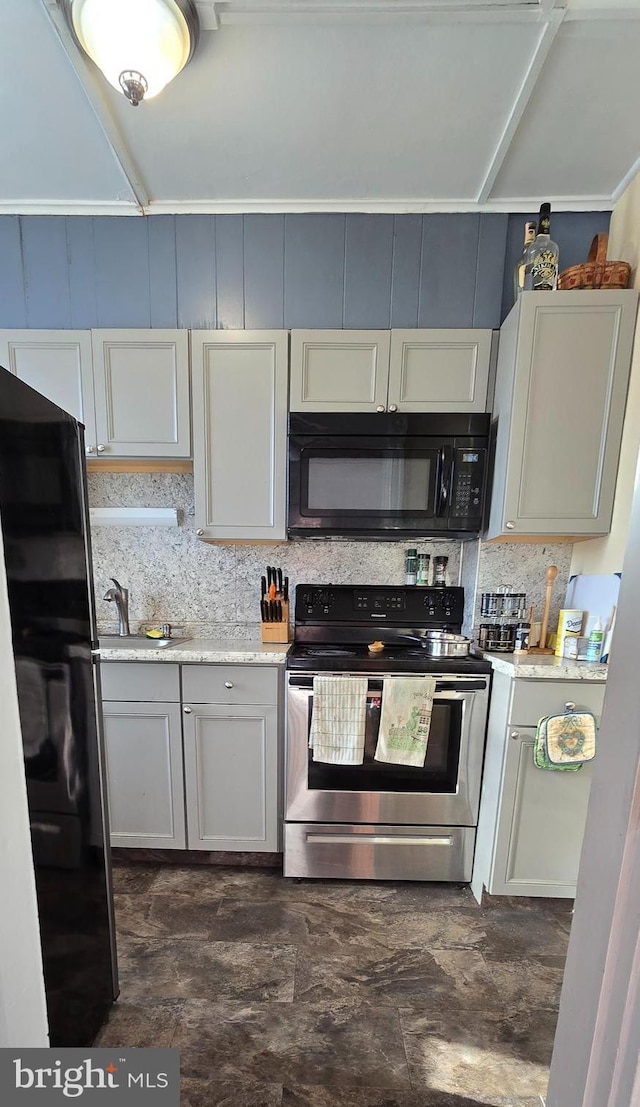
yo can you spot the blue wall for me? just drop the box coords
[0,211,610,332]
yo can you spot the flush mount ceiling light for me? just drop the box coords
[62,0,200,106]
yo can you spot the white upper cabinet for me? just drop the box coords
[290,328,492,412]
[92,330,191,457]
[487,290,639,540]
[0,329,96,429]
[290,330,390,411]
[192,331,288,541]
[0,328,190,459]
[388,330,492,412]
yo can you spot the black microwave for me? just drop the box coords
[288,412,490,540]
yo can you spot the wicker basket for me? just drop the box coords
[558,233,631,291]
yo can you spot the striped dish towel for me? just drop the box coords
[309,676,368,765]
[375,676,436,768]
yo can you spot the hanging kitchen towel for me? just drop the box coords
[534,711,596,771]
[374,676,436,768]
[309,675,368,765]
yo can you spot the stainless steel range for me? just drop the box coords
[284,584,491,882]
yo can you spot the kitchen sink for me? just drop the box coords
[99,635,192,650]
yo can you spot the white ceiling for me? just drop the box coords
[2,0,640,214]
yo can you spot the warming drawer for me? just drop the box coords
[284,822,475,881]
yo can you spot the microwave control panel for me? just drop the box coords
[450,448,487,519]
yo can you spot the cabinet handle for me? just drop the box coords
[224,681,234,689]
[565,702,577,712]
[196,528,204,536]
[388,404,397,412]
[510,731,520,740]
[376,404,385,412]
[85,445,96,456]
[505,521,515,530]
[183,706,192,714]
[96,444,106,454]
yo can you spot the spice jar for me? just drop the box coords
[432,555,448,587]
[405,548,417,586]
[416,554,430,586]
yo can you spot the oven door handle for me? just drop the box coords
[288,676,487,693]
[436,445,454,517]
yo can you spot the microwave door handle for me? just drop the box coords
[436,447,453,516]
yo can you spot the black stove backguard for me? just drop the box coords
[294,584,464,639]
[288,584,491,674]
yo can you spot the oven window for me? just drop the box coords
[307,694,463,793]
[303,449,437,515]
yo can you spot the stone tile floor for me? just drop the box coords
[97,863,570,1106]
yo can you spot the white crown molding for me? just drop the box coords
[0,196,615,216]
[143,197,615,213]
[0,201,140,216]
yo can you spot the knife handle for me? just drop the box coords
[283,576,289,602]
[277,567,283,594]
[266,567,272,588]
[260,600,268,623]
[261,575,267,599]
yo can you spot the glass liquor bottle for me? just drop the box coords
[524,203,559,291]
[513,220,537,300]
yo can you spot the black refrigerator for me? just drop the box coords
[0,367,117,1046]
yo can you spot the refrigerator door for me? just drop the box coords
[0,367,117,1046]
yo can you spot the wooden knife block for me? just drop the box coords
[261,599,290,643]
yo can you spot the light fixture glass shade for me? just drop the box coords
[68,0,196,101]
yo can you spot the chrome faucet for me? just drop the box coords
[103,578,130,637]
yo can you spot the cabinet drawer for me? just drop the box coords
[100,662,180,703]
[182,664,279,705]
[510,680,606,726]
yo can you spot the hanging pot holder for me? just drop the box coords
[534,709,597,771]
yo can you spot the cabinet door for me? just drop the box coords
[102,701,186,848]
[290,330,390,411]
[388,329,492,412]
[183,703,279,852]
[489,726,593,897]
[92,330,191,457]
[490,291,638,538]
[192,331,288,540]
[0,330,96,444]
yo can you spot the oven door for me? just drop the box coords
[288,435,452,535]
[285,674,489,826]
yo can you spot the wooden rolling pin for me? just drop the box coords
[530,565,558,654]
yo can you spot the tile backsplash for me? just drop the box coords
[89,473,573,643]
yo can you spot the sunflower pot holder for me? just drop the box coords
[534,708,597,772]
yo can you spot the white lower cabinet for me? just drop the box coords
[102,701,186,849]
[182,703,279,852]
[101,661,281,852]
[488,727,593,896]
[472,671,605,900]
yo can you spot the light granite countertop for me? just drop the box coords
[99,639,291,664]
[482,651,608,681]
